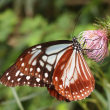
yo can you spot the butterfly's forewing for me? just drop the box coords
[53,45,95,101]
[0,40,72,87]
[47,85,70,102]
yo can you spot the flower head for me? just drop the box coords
[78,29,109,62]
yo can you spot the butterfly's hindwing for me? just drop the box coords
[53,45,95,101]
[47,85,70,102]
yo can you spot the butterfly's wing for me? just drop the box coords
[0,40,72,87]
[53,45,95,101]
[47,85,70,102]
[0,64,48,87]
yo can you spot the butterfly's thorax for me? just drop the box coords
[72,37,82,52]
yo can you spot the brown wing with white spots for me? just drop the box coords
[0,64,49,87]
[15,40,72,85]
[47,86,70,102]
[0,40,72,87]
[53,46,95,101]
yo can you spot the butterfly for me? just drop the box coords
[0,36,95,102]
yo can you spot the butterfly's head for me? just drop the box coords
[72,36,78,43]
[72,36,82,51]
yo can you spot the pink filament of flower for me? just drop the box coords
[78,30,109,62]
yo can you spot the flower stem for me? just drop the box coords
[11,87,24,110]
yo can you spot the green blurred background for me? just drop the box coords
[0,0,110,110]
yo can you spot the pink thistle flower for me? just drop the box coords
[78,29,109,62]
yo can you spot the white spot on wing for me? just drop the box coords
[39,60,44,67]
[21,63,24,67]
[15,71,20,76]
[26,76,30,80]
[20,73,24,76]
[32,60,37,66]
[42,55,47,62]
[68,95,70,97]
[11,80,14,83]
[17,78,21,81]
[37,67,41,72]
[59,85,63,89]
[65,91,68,93]
[28,82,30,84]
[20,58,23,61]
[43,78,45,81]
[55,77,58,81]
[29,50,41,64]
[44,73,48,78]
[47,55,56,65]
[30,68,33,72]
[36,78,40,82]
[6,72,9,76]
[32,48,36,50]
[61,64,65,70]
[46,64,52,71]
[36,45,42,48]
[77,95,80,98]
[82,94,84,96]
[46,44,71,55]
[8,76,11,80]
[25,68,28,71]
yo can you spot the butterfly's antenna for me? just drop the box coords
[72,12,82,37]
